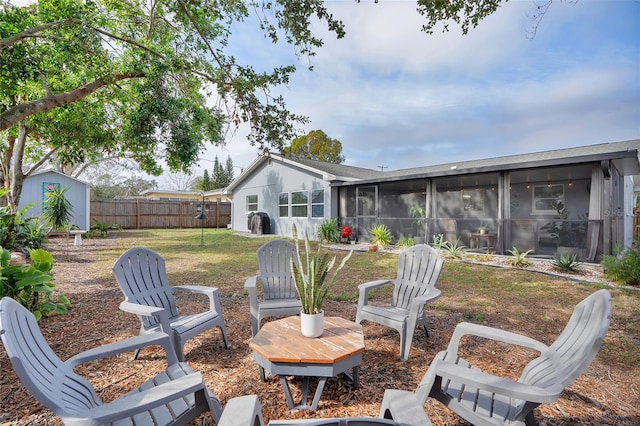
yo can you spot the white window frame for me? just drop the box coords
[291,190,309,218]
[246,194,258,212]
[278,193,289,217]
[311,189,325,218]
[532,184,564,215]
[462,190,484,214]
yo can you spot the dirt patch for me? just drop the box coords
[0,236,638,425]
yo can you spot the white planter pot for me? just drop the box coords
[300,311,324,338]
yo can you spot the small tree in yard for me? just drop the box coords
[42,186,73,232]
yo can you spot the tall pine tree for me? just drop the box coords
[224,156,235,186]
[211,155,234,188]
[202,169,212,191]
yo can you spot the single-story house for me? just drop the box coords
[225,140,640,262]
[18,170,91,230]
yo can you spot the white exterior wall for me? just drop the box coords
[230,160,332,239]
[18,171,91,230]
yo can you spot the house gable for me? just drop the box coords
[228,156,335,238]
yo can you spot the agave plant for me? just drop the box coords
[368,224,392,247]
[290,225,352,315]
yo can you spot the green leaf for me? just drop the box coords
[29,249,54,272]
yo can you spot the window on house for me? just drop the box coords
[246,194,258,212]
[279,193,289,217]
[462,190,484,213]
[532,184,564,214]
[311,189,324,218]
[291,191,308,217]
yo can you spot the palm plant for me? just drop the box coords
[369,224,392,247]
[42,186,73,231]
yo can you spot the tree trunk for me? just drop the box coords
[0,72,145,132]
[9,121,29,211]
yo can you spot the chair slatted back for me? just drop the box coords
[0,297,101,417]
[257,240,298,301]
[392,245,444,311]
[113,247,179,328]
[519,289,612,390]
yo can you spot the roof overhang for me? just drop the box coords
[333,146,640,187]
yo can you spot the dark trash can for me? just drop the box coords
[247,212,256,231]
[250,212,270,235]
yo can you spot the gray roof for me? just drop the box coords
[228,140,640,191]
[387,140,640,177]
[333,140,640,185]
[283,155,385,180]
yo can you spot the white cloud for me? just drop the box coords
[187,0,639,183]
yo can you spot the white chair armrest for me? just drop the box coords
[174,285,222,312]
[412,288,442,308]
[357,280,393,313]
[436,360,562,403]
[358,279,393,292]
[65,371,205,425]
[119,301,174,346]
[447,321,549,355]
[66,332,177,367]
[244,276,260,316]
[217,395,264,426]
[119,300,165,317]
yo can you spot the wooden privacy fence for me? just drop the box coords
[90,199,231,229]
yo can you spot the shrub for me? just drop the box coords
[0,247,70,319]
[552,253,581,273]
[601,243,640,286]
[15,217,46,251]
[369,224,392,247]
[317,218,340,243]
[507,247,531,267]
[441,239,466,259]
[397,236,415,249]
[0,190,45,252]
[431,233,447,250]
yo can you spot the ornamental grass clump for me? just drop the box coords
[291,225,352,315]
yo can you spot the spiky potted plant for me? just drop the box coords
[290,225,352,337]
[368,224,392,251]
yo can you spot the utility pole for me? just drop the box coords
[378,165,388,172]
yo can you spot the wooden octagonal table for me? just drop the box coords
[249,316,365,410]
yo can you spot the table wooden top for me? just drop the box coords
[249,316,365,364]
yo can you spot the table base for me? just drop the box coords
[279,367,359,410]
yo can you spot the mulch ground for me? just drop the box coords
[0,234,638,425]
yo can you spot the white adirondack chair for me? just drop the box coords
[356,244,444,361]
[245,239,302,336]
[0,296,230,425]
[112,247,230,362]
[379,289,613,426]
[218,396,431,426]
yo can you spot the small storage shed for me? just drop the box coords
[18,170,91,230]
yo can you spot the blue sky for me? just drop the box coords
[199,0,640,178]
